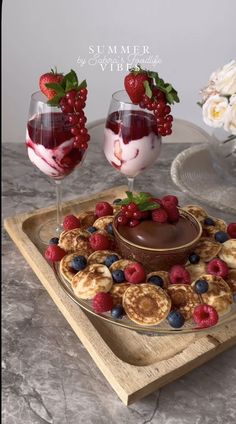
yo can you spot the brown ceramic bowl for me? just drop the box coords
[113,209,202,272]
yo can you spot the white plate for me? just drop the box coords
[171,144,236,214]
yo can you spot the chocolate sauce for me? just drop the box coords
[118,217,198,249]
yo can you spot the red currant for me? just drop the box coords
[142,95,150,105]
[165,128,172,135]
[66,89,77,100]
[121,205,128,213]
[80,88,88,96]
[79,116,87,125]
[80,128,88,135]
[159,128,167,136]
[71,126,81,136]
[80,142,88,150]
[68,114,79,125]
[117,215,128,225]
[124,210,133,219]
[80,133,90,142]
[74,100,84,112]
[156,90,166,101]
[156,116,165,125]
[132,210,142,220]
[156,101,166,112]
[127,202,138,213]
[164,105,171,114]
[146,102,153,110]
[129,219,140,227]
[166,115,173,122]
[60,104,74,114]
[163,122,171,130]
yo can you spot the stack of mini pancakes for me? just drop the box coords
[58,205,236,327]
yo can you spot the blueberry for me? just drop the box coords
[104,254,119,268]
[189,253,200,264]
[112,269,125,283]
[233,293,236,303]
[204,217,215,226]
[49,237,59,245]
[111,305,124,319]
[147,275,164,288]
[214,231,229,243]
[106,223,114,235]
[113,198,122,204]
[194,279,209,294]
[167,310,185,328]
[71,256,87,272]
[87,226,97,233]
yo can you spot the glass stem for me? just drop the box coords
[55,180,63,233]
[127,177,134,193]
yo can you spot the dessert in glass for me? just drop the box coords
[26,69,90,243]
[103,90,162,192]
[104,65,179,192]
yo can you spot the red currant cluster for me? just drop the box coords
[117,202,149,227]
[139,88,173,136]
[59,88,90,150]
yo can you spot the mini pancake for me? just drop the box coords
[88,250,121,265]
[186,261,207,282]
[146,271,169,289]
[167,284,200,320]
[60,252,89,284]
[182,205,208,221]
[123,284,171,326]
[77,211,96,229]
[109,259,135,272]
[93,215,114,231]
[71,263,113,299]
[110,283,131,307]
[192,274,233,315]
[201,217,227,238]
[225,269,236,294]
[59,228,92,254]
[194,237,221,262]
[218,239,236,269]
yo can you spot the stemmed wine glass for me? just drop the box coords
[103,90,162,192]
[26,91,88,243]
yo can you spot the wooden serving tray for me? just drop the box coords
[4,186,236,405]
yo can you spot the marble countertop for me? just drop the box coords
[2,142,236,424]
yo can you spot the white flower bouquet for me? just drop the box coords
[200,60,236,135]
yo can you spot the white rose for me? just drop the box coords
[202,95,229,128]
[224,94,236,134]
[211,60,236,95]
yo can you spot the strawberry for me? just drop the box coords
[39,68,63,100]
[124,69,150,104]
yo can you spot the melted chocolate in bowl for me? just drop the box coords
[117,216,199,249]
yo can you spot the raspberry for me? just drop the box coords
[162,200,180,223]
[45,245,66,262]
[124,262,146,284]
[227,223,236,238]
[92,292,113,313]
[193,304,218,328]
[162,195,179,206]
[152,208,168,223]
[95,201,113,218]
[169,265,191,284]
[63,214,80,230]
[207,258,229,278]
[89,233,111,250]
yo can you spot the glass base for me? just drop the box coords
[38,219,64,245]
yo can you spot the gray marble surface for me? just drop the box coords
[2,142,236,424]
